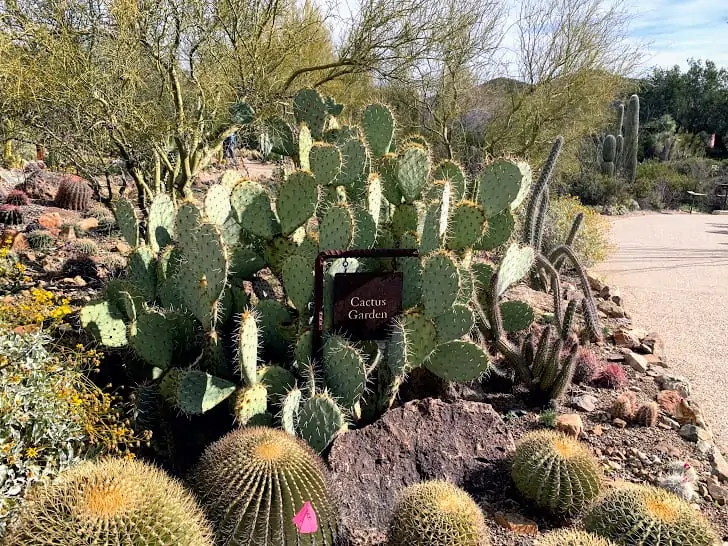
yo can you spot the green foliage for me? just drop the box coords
[543,196,611,267]
[5,458,214,545]
[538,409,557,428]
[634,160,692,209]
[190,427,337,545]
[512,431,602,514]
[387,481,488,546]
[585,485,717,545]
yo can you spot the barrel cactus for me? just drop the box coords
[5,189,29,206]
[387,481,489,546]
[189,427,337,545]
[26,230,54,250]
[511,431,602,514]
[54,175,92,211]
[0,204,23,225]
[536,529,617,546]
[4,458,214,545]
[585,484,717,545]
[635,401,658,427]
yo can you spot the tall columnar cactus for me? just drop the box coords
[387,481,489,546]
[623,94,640,184]
[512,431,603,515]
[190,427,338,546]
[4,459,214,545]
[601,134,617,176]
[585,485,717,546]
[54,175,92,211]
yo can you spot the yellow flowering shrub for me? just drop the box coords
[0,332,149,532]
[544,196,612,267]
[0,288,72,329]
[0,236,32,294]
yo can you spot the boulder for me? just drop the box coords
[656,390,682,416]
[613,329,640,348]
[624,351,649,373]
[641,332,665,359]
[16,171,61,200]
[571,394,598,412]
[556,414,584,438]
[37,212,64,231]
[495,512,538,536]
[679,424,712,443]
[76,217,99,232]
[586,270,606,292]
[598,299,626,318]
[712,450,728,483]
[328,398,515,541]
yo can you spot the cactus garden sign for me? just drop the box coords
[332,272,403,339]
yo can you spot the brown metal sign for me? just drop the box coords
[332,272,403,340]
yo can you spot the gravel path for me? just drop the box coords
[597,212,728,446]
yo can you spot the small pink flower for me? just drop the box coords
[292,501,318,534]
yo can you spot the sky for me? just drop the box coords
[629,0,728,73]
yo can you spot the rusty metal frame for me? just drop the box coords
[311,248,419,363]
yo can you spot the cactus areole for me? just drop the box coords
[313,248,418,360]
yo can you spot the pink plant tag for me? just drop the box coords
[292,501,318,534]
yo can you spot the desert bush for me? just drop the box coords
[543,196,611,267]
[565,172,629,206]
[0,288,71,329]
[0,332,143,532]
[634,160,692,209]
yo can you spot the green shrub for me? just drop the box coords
[0,332,142,533]
[543,196,611,267]
[566,172,629,206]
[635,160,692,209]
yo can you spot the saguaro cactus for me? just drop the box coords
[623,94,640,184]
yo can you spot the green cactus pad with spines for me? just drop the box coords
[4,458,214,546]
[118,291,137,325]
[352,208,377,249]
[396,145,430,203]
[277,170,319,235]
[401,311,437,366]
[282,254,314,311]
[500,300,535,332]
[362,104,395,157]
[495,244,534,297]
[80,301,128,347]
[114,197,139,247]
[236,310,258,386]
[147,193,176,252]
[263,235,297,275]
[425,340,490,382]
[477,159,526,217]
[297,392,347,453]
[472,263,494,298]
[128,246,157,300]
[585,484,717,545]
[397,232,422,308]
[293,88,328,140]
[230,180,280,240]
[512,430,603,515]
[255,299,293,361]
[309,143,342,186]
[129,308,178,370]
[298,122,313,170]
[536,530,616,546]
[474,209,514,250]
[421,251,460,318]
[425,180,448,201]
[232,383,268,425]
[417,201,442,254]
[294,330,313,367]
[391,203,420,238]
[104,279,142,320]
[228,245,265,280]
[204,183,232,226]
[220,170,242,189]
[190,427,337,546]
[257,365,296,399]
[156,246,184,308]
[387,319,411,376]
[447,201,486,250]
[338,137,368,188]
[433,160,468,200]
[367,173,383,225]
[380,153,403,204]
[387,480,489,546]
[509,160,533,211]
[281,387,302,435]
[435,303,475,342]
[319,203,355,250]
[177,223,228,329]
[323,335,367,408]
[167,369,237,415]
[174,201,203,251]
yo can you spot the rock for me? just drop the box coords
[624,351,649,373]
[76,217,99,232]
[38,212,64,230]
[116,242,132,255]
[610,287,622,307]
[598,300,626,319]
[587,270,606,292]
[679,424,712,443]
[613,329,640,348]
[612,418,628,429]
[72,276,87,287]
[697,441,714,457]
[556,414,584,438]
[592,425,604,436]
[16,171,60,200]
[606,352,626,362]
[60,225,76,240]
[659,416,681,430]
[571,394,598,412]
[10,233,28,252]
[328,398,515,539]
[644,354,667,367]
[608,461,623,471]
[708,480,728,505]
[642,332,665,359]
[656,374,691,397]
[657,390,683,416]
[712,450,728,483]
[675,399,699,425]
[494,512,538,536]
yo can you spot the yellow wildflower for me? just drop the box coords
[25,447,38,459]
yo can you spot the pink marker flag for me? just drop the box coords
[292,501,318,534]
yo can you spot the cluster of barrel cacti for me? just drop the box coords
[610,392,659,427]
[600,95,640,183]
